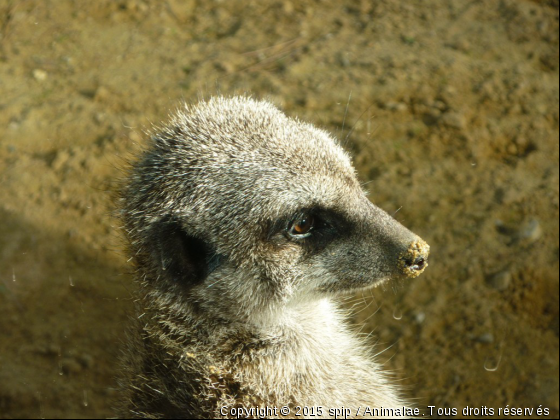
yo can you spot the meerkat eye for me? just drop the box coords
[288,213,315,237]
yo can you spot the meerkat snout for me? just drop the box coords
[117,96,429,418]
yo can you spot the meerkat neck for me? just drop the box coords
[251,296,340,330]
[225,296,350,349]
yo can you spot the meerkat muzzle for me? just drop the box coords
[399,239,430,278]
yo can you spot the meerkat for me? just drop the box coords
[116,96,429,419]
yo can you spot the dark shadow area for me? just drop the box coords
[0,209,133,419]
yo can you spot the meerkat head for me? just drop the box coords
[122,96,429,323]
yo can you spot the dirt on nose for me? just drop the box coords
[399,239,430,278]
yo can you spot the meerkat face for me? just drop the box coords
[123,97,429,317]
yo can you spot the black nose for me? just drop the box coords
[405,255,426,272]
[399,239,430,278]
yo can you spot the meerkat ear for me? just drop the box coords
[146,217,219,287]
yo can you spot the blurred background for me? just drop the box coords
[0,0,558,418]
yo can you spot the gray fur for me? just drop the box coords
[116,96,429,418]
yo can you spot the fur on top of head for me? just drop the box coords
[124,97,361,262]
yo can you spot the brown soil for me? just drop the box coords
[0,0,558,418]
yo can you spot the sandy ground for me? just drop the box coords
[0,0,558,418]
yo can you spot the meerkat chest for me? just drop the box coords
[222,303,363,405]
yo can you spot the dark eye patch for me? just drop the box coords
[266,207,348,253]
